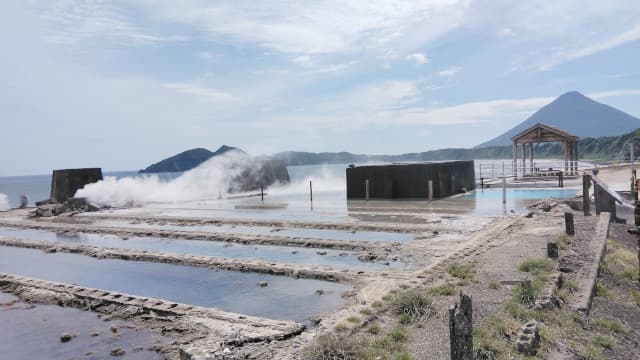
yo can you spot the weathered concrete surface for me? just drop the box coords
[449,292,473,360]
[0,273,304,359]
[559,212,611,313]
[50,168,103,203]
[0,237,386,282]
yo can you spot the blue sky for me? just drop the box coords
[1,1,640,176]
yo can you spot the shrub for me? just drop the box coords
[448,262,475,280]
[303,335,365,360]
[389,290,433,322]
[518,258,554,275]
[427,282,456,296]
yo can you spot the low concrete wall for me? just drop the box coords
[50,168,103,203]
[346,161,475,199]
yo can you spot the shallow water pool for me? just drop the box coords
[0,246,349,321]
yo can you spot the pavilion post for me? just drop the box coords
[529,143,534,175]
[521,143,526,177]
[564,140,569,173]
[512,143,517,179]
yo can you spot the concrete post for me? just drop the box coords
[449,292,473,360]
[547,242,559,259]
[502,177,507,205]
[365,179,370,201]
[564,212,575,235]
[583,175,591,216]
[428,180,433,202]
[261,183,264,201]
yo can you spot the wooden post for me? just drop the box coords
[261,183,264,201]
[558,171,564,188]
[512,143,517,179]
[529,143,534,174]
[522,143,526,176]
[565,212,575,235]
[309,180,313,203]
[564,140,569,173]
[583,175,590,216]
[449,292,473,360]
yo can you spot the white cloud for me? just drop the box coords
[540,24,640,70]
[34,1,185,46]
[589,89,640,99]
[438,67,461,77]
[143,0,470,55]
[163,83,237,102]
[198,52,216,60]
[406,53,429,66]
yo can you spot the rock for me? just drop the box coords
[357,252,377,262]
[110,325,118,333]
[516,321,540,355]
[257,281,268,288]
[110,347,126,357]
[315,290,324,295]
[60,333,73,343]
[316,251,327,255]
[91,332,99,337]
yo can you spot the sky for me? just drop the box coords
[1,1,640,176]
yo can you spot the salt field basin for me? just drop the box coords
[0,246,349,322]
[0,293,167,360]
[81,219,414,243]
[0,227,401,270]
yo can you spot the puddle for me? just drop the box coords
[0,246,349,322]
[0,293,166,360]
[0,228,401,270]
[86,219,413,243]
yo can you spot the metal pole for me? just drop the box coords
[261,183,264,201]
[365,179,370,201]
[428,180,433,202]
[309,180,313,203]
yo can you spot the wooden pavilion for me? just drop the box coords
[511,123,579,177]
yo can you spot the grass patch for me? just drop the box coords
[346,315,360,324]
[593,318,628,335]
[334,323,349,332]
[557,235,572,250]
[582,344,604,360]
[398,313,412,325]
[518,258,555,276]
[359,308,374,316]
[371,301,383,308]
[595,283,614,300]
[389,290,433,323]
[367,323,380,335]
[592,335,615,350]
[488,281,501,290]
[427,282,456,296]
[447,262,475,280]
[303,335,365,360]
[388,326,408,343]
[632,289,640,307]
[604,239,638,284]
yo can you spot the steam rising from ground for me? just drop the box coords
[77,151,254,207]
[77,153,347,207]
[0,193,9,211]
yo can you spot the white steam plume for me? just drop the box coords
[0,193,10,211]
[77,151,257,207]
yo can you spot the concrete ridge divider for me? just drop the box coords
[0,237,400,282]
[0,273,305,345]
[78,214,429,233]
[0,220,387,251]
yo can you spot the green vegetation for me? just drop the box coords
[305,326,413,360]
[303,335,366,360]
[582,344,604,360]
[518,258,555,276]
[632,289,640,307]
[488,281,501,290]
[367,323,380,335]
[389,290,433,323]
[347,315,361,324]
[592,335,615,350]
[359,308,374,316]
[593,318,628,335]
[334,323,349,332]
[427,282,456,296]
[595,283,614,300]
[447,262,475,280]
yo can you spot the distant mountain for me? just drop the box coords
[273,127,640,165]
[475,91,640,148]
[139,145,243,173]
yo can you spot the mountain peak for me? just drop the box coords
[475,91,640,148]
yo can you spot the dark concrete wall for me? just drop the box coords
[346,161,475,199]
[50,168,103,203]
